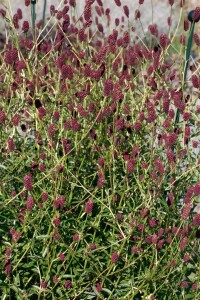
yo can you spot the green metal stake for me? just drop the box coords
[31,0,37,38]
[42,0,47,29]
[174,9,200,130]
[183,22,195,82]
[164,9,200,207]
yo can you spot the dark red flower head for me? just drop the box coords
[114,0,121,6]
[24,174,33,191]
[22,21,29,33]
[25,0,31,6]
[111,252,119,263]
[123,5,129,18]
[191,7,200,22]
[69,0,76,7]
[85,199,93,214]
[168,0,174,6]
[65,280,72,289]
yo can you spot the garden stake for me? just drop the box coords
[174,9,200,131]
[42,0,47,29]
[165,9,200,204]
[31,0,36,38]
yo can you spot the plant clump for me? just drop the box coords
[0,0,199,299]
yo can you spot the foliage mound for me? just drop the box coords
[0,0,200,299]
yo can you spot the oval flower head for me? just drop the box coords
[111,252,119,263]
[85,199,93,214]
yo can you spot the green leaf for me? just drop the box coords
[10,285,19,293]
[185,294,196,299]
[159,197,169,211]
[35,235,50,239]
[102,288,112,295]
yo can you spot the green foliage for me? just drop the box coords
[0,1,199,299]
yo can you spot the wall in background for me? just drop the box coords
[0,1,199,40]
[0,1,196,33]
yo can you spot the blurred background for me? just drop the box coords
[0,0,199,35]
[0,1,199,55]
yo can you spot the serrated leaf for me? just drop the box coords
[102,288,112,295]
[36,235,50,239]
[185,294,196,299]
[56,289,63,297]
[92,285,103,298]
[60,274,75,278]
[159,197,169,211]
[0,164,7,170]
[10,285,19,293]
